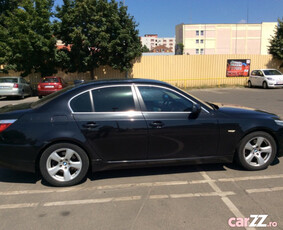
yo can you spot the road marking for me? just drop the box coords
[44,196,141,207]
[1,174,283,197]
[0,203,38,210]
[246,186,283,194]
[218,174,283,182]
[199,171,256,230]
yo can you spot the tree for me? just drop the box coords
[54,0,142,79]
[175,43,184,55]
[141,45,150,53]
[1,0,57,76]
[269,18,283,67]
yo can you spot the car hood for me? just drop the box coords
[213,103,278,119]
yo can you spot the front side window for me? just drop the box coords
[70,92,92,112]
[138,86,193,112]
[92,86,135,112]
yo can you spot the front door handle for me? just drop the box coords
[149,121,164,128]
[83,122,98,129]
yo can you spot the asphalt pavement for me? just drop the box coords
[0,87,283,230]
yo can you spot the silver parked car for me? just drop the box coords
[248,69,283,89]
[0,76,32,99]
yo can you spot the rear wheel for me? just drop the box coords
[236,131,276,170]
[262,81,268,89]
[40,143,89,187]
[38,95,43,99]
[248,81,252,88]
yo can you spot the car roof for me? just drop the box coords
[75,78,171,88]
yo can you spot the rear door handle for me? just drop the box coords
[83,122,98,129]
[149,121,164,128]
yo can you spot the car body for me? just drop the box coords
[248,69,283,89]
[37,76,68,98]
[0,79,283,187]
[0,76,32,98]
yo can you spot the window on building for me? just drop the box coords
[151,39,154,42]
[200,39,204,44]
[196,39,199,44]
[196,31,199,36]
[201,30,204,36]
[200,49,204,54]
[196,49,199,54]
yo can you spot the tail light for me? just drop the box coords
[58,84,62,89]
[13,83,19,88]
[0,120,17,133]
[38,84,41,89]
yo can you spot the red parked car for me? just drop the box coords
[37,76,68,98]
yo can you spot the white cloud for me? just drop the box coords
[238,19,247,24]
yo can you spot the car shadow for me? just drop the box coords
[0,168,39,184]
[90,163,229,181]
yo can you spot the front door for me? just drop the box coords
[136,85,219,160]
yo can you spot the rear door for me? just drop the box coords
[71,85,148,162]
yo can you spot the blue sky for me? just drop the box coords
[54,0,283,37]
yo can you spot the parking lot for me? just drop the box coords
[0,87,283,230]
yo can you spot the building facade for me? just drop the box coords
[175,22,277,55]
[140,34,175,53]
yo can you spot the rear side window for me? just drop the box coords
[92,86,135,112]
[70,92,92,112]
[41,77,59,83]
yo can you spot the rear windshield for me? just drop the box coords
[41,77,59,83]
[263,70,282,76]
[0,78,18,83]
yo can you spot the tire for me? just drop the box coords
[39,143,89,187]
[38,95,43,99]
[236,131,276,170]
[262,81,268,89]
[248,81,252,88]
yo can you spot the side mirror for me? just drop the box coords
[189,103,201,119]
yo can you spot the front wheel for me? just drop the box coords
[236,131,276,170]
[262,81,268,89]
[39,143,89,187]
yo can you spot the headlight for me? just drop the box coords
[267,77,275,81]
[275,120,283,126]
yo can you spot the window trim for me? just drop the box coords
[68,84,140,114]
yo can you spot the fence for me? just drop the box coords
[1,54,282,88]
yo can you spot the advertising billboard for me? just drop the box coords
[226,59,250,77]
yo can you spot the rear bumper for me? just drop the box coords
[0,145,37,173]
[0,88,22,97]
[38,89,60,96]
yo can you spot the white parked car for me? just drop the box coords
[248,69,283,89]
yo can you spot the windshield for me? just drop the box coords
[178,88,214,110]
[0,78,18,83]
[263,70,282,76]
[31,85,76,108]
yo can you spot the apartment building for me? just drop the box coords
[175,22,277,55]
[140,34,175,53]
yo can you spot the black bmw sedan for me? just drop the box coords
[0,79,283,187]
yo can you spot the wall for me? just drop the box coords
[1,55,282,88]
[131,54,282,87]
